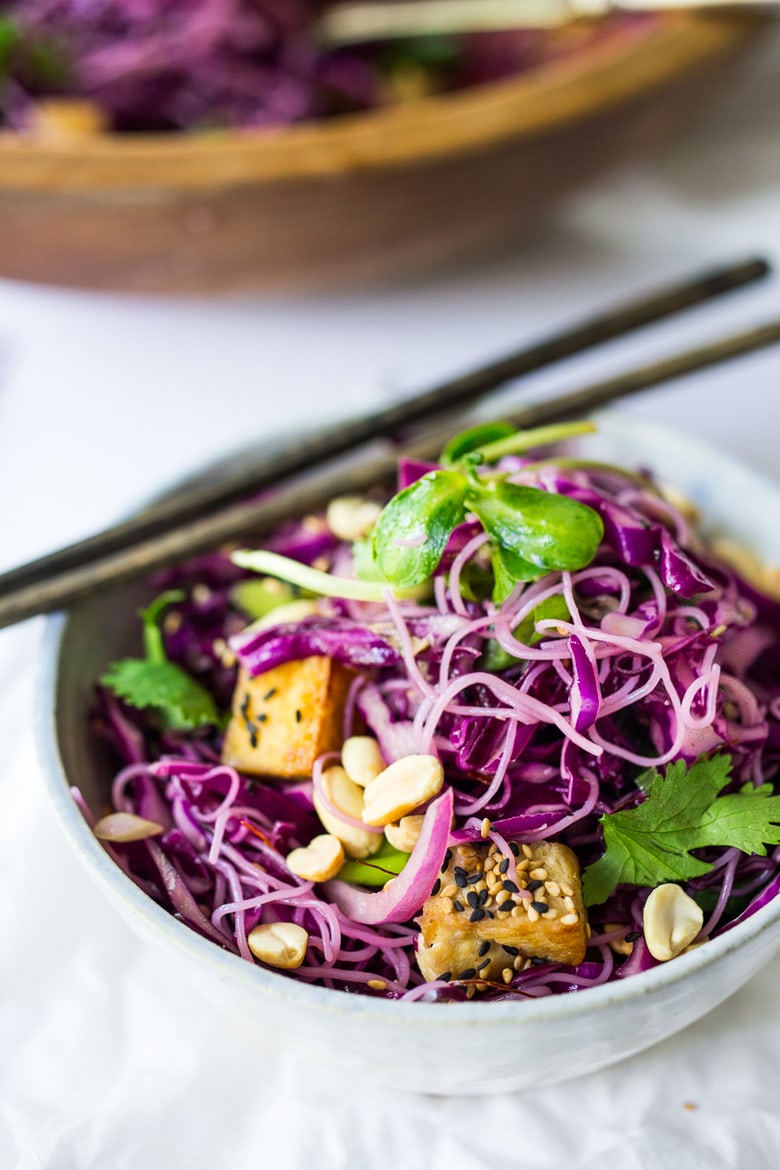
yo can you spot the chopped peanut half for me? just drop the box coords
[286,834,344,883]
[362,754,443,827]
[416,839,588,984]
[313,766,382,860]
[221,657,354,780]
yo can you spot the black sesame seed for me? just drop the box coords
[294,709,302,723]
[509,842,520,857]
[498,858,509,874]
[478,888,489,906]
[454,872,468,889]
[484,910,495,919]
[466,872,482,885]
[263,688,278,701]
[453,865,467,877]
[476,958,491,973]
[527,879,543,892]
[478,941,490,957]
[436,971,452,983]
[531,956,548,966]
[466,891,480,909]
[453,900,464,913]
[531,901,549,914]
[502,880,519,894]
[431,878,441,896]
[249,730,259,749]
[240,694,251,718]
[459,968,476,981]
[625,930,642,943]
[502,945,519,956]
[469,908,486,923]
[497,902,514,912]
[257,713,268,723]
[442,849,452,871]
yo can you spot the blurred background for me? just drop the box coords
[2,4,780,1168]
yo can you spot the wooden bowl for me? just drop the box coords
[0,13,761,294]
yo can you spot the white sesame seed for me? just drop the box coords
[530,868,547,881]
[502,968,513,984]
[522,844,534,859]
[480,818,491,839]
[561,913,579,925]
[560,881,574,898]
[527,906,540,923]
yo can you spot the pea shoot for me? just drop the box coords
[371,420,604,601]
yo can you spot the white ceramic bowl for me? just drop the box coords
[36,413,780,1095]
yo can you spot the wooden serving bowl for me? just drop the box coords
[0,12,760,294]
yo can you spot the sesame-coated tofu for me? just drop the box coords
[221,658,354,780]
[416,839,588,985]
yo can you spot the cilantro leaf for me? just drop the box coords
[100,590,220,732]
[101,659,220,732]
[582,755,780,906]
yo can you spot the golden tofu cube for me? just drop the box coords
[416,839,588,984]
[221,657,354,780]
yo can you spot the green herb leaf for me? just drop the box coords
[582,755,780,906]
[371,469,467,587]
[101,590,219,731]
[0,18,19,75]
[101,659,220,732]
[337,838,410,888]
[466,481,604,576]
[440,421,517,468]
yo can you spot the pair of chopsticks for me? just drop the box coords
[1,256,778,630]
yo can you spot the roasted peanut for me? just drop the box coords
[643,884,703,961]
[361,754,444,827]
[247,922,309,969]
[313,765,383,859]
[286,834,344,883]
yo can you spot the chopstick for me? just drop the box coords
[0,256,768,605]
[2,313,779,630]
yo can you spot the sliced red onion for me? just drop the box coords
[323,787,454,925]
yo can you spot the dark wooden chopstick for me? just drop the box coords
[0,255,767,601]
[2,314,779,630]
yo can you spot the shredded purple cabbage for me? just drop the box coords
[0,4,655,132]
[81,443,780,1003]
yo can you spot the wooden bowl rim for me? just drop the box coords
[0,12,757,192]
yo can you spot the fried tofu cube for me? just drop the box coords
[416,839,588,984]
[221,657,354,780]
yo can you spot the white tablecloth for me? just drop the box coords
[3,30,780,1170]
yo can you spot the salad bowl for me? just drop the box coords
[0,11,761,293]
[36,413,780,1094]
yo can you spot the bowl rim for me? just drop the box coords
[35,412,780,1029]
[0,12,758,192]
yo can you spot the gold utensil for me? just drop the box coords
[318,0,775,46]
